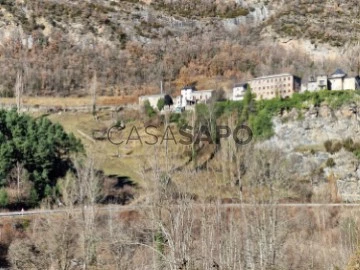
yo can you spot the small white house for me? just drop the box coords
[232,83,248,101]
[178,86,214,108]
[180,86,195,107]
[305,75,329,92]
[329,69,347,90]
[329,69,360,90]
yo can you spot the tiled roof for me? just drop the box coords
[234,83,247,87]
[250,73,293,81]
[331,68,347,77]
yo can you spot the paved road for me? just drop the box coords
[2,203,360,218]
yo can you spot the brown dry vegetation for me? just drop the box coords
[0,0,357,99]
[0,96,137,107]
[3,203,360,269]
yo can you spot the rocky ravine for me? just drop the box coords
[260,104,360,201]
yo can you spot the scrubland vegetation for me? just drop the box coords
[151,0,250,18]
[6,202,360,270]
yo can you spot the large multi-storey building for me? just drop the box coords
[248,73,301,100]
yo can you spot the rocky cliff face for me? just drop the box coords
[260,104,360,201]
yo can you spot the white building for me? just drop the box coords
[232,83,248,101]
[303,69,360,92]
[329,69,360,90]
[180,86,195,107]
[343,77,360,90]
[191,90,213,103]
[178,86,214,108]
[305,75,329,92]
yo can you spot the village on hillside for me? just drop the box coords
[139,68,360,112]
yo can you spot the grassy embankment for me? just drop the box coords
[7,90,357,201]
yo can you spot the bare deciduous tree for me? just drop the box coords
[345,41,360,76]
[90,71,98,120]
[74,157,101,269]
[15,70,23,113]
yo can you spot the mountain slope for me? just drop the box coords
[0,0,357,98]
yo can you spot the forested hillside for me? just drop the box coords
[0,0,358,98]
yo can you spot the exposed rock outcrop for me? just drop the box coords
[260,104,360,201]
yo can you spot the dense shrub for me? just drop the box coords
[326,158,336,167]
[157,98,165,111]
[248,109,274,139]
[324,140,342,154]
[0,188,8,207]
[332,142,342,153]
[169,113,181,123]
[143,100,157,118]
[342,138,360,159]
[324,140,333,153]
[343,138,355,151]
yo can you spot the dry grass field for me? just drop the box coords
[43,109,239,201]
[0,96,138,107]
